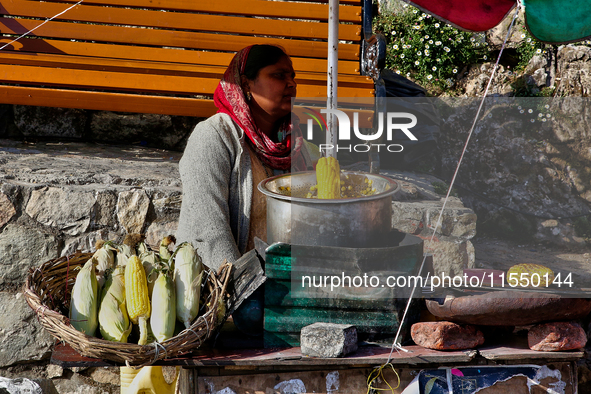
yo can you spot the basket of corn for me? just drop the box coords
[22,234,232,367]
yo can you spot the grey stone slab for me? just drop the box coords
[300,323,358,358]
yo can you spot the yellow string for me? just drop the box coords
[366,363,400,394]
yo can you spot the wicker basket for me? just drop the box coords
[23,251,232,367]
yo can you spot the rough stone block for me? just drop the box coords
[528,321,587,351]
[300,323,358,358]
[0,292,54,367]
[0,224,59,286]
[0,191,15,228]
[424,237,475,277]
[411,321,484,350]
[391,198,477,240]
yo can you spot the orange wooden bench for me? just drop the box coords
[0,0,384,118]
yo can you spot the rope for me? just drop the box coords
[384,2,524,363]
[0,0,84,52]
[152,341,168,362]
[366,363,400,393]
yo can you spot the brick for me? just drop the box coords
[411,321,484,350]
[528,321,587,351]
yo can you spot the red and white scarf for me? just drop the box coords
[213,45,305,171]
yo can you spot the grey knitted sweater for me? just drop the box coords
[176,113,253,270]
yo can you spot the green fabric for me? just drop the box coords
[524,0,591,43]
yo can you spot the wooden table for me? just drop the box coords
[51,338,583,393]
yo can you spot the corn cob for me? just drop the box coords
[172,242,204,328]
[125,255,151,345]
[507,263,555,288]
[98,266,131,342]
[69,257,99,336]
[316,156,341,199]
[150,269,176,342]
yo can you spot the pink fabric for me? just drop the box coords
[213,46,305,171]
[405,0,515,32]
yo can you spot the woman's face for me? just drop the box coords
[243,55,297,124]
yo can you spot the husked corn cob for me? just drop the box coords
[316,156,341,199]
[98,266,131,342]
[69,258,99,336]
[125,255,151,345]
[150,270,176,342]
[507,263,555,288]
[172,242,204,328]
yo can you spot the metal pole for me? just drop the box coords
[327,0,339,158]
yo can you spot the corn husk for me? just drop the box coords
[69,258,99,336]
[116,234,143,267]
[94,241,116,290]
[159,235,176,263]
[139,249,160,298]
[98,292,131,342]
[171,242,204,328]
[150,271,176,342]
[98,266,130,342]
[101,265,126,304]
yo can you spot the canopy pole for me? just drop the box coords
[327,0,339,158]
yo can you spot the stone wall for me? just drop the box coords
[1,106,200,152]
[441,45,591,247]
[0,140,183,393]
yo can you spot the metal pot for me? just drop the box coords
[258,171,400,247]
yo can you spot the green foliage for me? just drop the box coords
[515,30,546,72]
[374,5,490,89]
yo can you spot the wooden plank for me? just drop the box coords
[50,342,118,368]
[0,52,373,89]
[49,342,477,367]
[479,345,584,362]
[0,86,217,117]
[169,345,478,367]
[1,1,361,41]
[0,86,375,118]
[0,64,373,97]
[0,18,360,60]
[0,37,363,75]
[43,0,363,22]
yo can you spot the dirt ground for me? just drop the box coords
[471,236,591,291]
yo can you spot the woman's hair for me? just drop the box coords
[242,45,289,80]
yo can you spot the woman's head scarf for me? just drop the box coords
[213,45,305,171]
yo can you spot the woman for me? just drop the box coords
[176,45,311,270]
